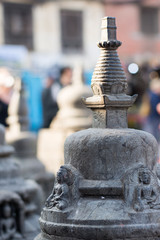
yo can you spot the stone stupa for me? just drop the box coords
[6,79,54,201]
[35,17,160,240]
[50,66,92,135]
[0,124,40,240]
[38,67,92,174]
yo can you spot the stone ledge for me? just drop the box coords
[79,179,122,196]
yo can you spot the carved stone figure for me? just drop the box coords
[123,166,160,211]
[1,203,17,240]
[134,167,160,211]
[35,17,160,240]
[45,165,80,211]
[0,191,24,240]
[46,166,70,210]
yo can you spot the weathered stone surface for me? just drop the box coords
[64,128,158,180]
[0,124,41,240]
[35,17,160,240]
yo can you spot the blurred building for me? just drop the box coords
[0,0,104,130]
[0,0,104,71]
[1,0,159,131]
[0,0,159,67]
[105,0,160,63]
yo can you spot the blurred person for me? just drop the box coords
[42,66,61,128]
[0,68,14,126]
[141,67,160,142]
[127,62,150,130]
[127,62,150,106]
[60,67,72,87]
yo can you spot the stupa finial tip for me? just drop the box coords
[101,16,117,42]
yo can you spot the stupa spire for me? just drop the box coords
[84,17,137,129]
[100,16,117,42]
[7,78,29,132]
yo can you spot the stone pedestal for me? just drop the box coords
[6,79,54,201]
[38,68,92,174]
[35,17,160,240]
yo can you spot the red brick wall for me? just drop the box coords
[105,1,160,62]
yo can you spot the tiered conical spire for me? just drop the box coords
[92,17,127,94]
[84,17,137,128]
[7,78,29,132]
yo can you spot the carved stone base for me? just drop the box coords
[36,233,160,240]
[36,206,160,239]
[35,128,160,240]
[36,168,160,239]
[35,234,85,240]
[35,234,160,240]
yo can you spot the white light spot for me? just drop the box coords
[128,63,139,74]
[5,76,15,87]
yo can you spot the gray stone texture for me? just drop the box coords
[64,128,158,180]
[35,17,160,240]
[0,124,41,240]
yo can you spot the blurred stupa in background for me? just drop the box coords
[38,67,92,174]
[6,79,54,202]
[0,123,40,240]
